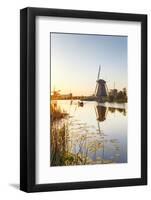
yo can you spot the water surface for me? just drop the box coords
[50,100,127,166]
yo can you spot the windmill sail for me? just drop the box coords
[94,65,101,95]
[97,65,101,80]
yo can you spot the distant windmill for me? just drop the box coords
[95,65,108,102]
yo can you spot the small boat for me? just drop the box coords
[78,101,84,107]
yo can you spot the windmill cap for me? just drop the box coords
[97,79,106,83]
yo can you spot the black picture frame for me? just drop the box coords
[20,7,147,192]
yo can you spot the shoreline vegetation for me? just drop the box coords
[51,102,92,166]
[51,103,68,122]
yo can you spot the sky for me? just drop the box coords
[51,33,127,96]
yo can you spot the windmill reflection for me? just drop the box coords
[95,105,126,122]
[95,105,107,122]
[94,104,126,163]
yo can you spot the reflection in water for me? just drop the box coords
[108,106,127,116]
[94,105,126,164]
[50,100,127,166]
[95,105,107,122]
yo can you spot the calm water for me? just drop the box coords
[51,100,127,166]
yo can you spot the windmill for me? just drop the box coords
[95,65,108,102]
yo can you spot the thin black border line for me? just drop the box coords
[50,31,128,37]
[20,7,147,193]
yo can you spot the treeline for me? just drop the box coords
[108,88,127,103]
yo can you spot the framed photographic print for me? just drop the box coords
[20,7,147,192]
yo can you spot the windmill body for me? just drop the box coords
[95,66,108,102]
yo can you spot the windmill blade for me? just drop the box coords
[94,84,98,96]
[97,65,101,80]
[105,83,109,96]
